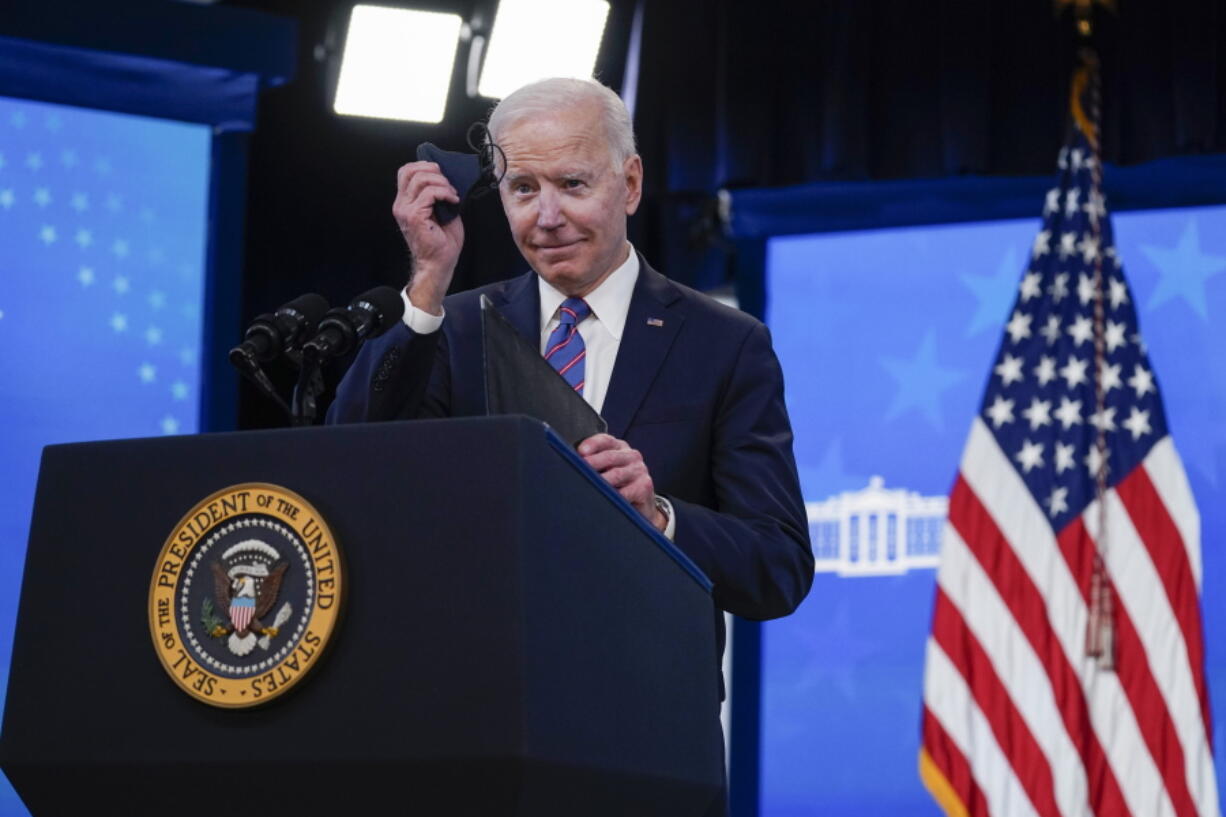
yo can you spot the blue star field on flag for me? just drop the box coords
[979,129,1168,530]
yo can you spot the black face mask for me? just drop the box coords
[414,122,505,225]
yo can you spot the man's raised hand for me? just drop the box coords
[393,161,465,316]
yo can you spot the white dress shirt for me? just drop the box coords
[399,243,675,537]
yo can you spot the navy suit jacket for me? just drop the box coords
[328,260,813,621]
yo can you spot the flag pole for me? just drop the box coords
[1069,35,1116,670]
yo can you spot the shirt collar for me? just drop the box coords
[537,243,640,340]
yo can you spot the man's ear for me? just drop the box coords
[623,154,643,216]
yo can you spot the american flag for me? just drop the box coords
[919,108,1220,814]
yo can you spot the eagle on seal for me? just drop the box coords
[211,539,289,657]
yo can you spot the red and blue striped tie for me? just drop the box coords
[544,298,591,393]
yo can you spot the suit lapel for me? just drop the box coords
[493,270,540,346]
[601,261,685,439]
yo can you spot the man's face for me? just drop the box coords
[497,103,642,298]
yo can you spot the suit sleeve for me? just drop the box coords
[669,322,814,621]
[325,322,451,423]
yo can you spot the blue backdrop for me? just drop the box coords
[760,205,1226,815]
[0,94,210,816]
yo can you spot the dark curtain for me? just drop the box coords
[631,0,1226,294]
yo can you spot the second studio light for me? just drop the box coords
[477,0,611,100]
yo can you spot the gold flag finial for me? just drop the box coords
[1054,0,1116,37]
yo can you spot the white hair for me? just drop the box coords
[487,77,637,166]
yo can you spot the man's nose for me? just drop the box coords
[536,188,565,229]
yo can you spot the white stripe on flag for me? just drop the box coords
[924,638,1042,817]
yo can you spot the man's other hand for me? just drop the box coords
[578,434,666,532]
[393,161,465,316]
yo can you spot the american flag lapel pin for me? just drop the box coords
[646,317,664,327]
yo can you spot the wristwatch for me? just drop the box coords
[652,494,671,532]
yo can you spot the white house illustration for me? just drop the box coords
[807,476,946,577]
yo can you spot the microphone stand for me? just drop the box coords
[229,348,293,417]
[291,347,325,427]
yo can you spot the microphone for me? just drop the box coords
[301,286,406,362]
[229,293,329,366]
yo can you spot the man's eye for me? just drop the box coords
[514,183,534,195]
[564,179,584,189]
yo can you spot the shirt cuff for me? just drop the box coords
[656,494,677,541]
[401,287,445,334]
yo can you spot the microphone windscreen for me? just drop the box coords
[350,286,406,337]
[282,292,329,327]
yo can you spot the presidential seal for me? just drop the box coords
[148,483,343,708]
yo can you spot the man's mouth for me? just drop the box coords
[535,239,581,251]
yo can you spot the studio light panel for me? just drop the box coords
[333,5,462,124]
[478,0,610,100]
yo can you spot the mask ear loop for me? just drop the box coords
[466,121,507,198]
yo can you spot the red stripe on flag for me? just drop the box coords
[1055,518,1201,817]
[931,587,1062,817]
[948,477,1132,817]
[922,706,991,817]
[1117,466,1213,748]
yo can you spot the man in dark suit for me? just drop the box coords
[328,77,812,621]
